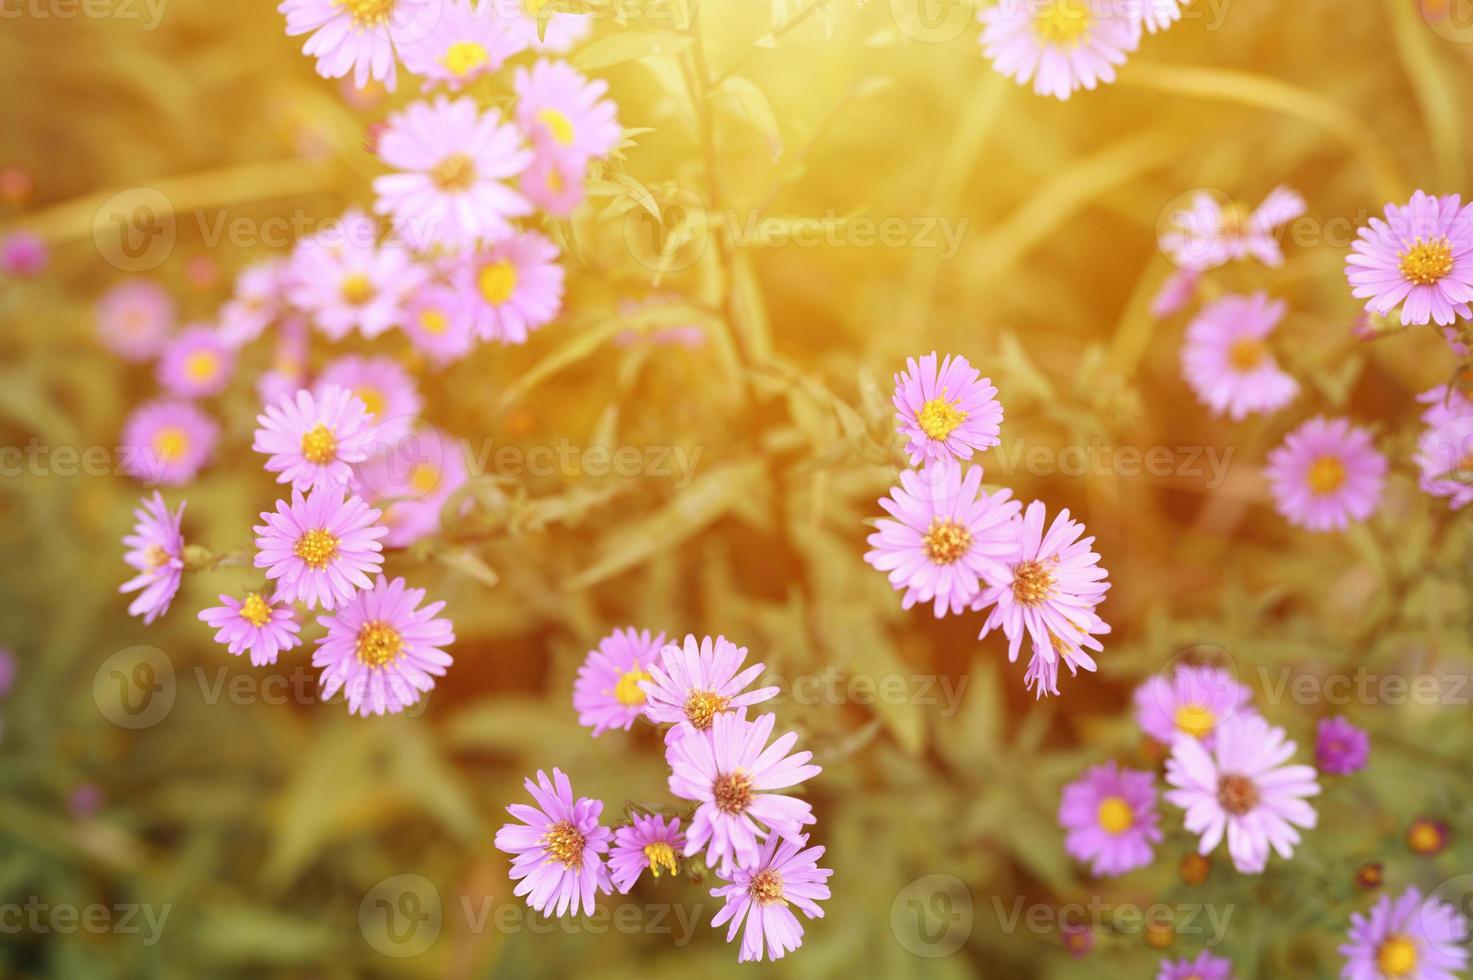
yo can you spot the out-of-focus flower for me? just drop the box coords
[1417,384,1473,428]
[1406,817,1450,857]
[1354,862,1383,891]
[120,399,220,486]
[521,149,586,216]
[489,0,591,53]
[609,813,684,893]
[314,574,454,715]
[573,627,667,737]
[1315,716,1369,776]
[316,354,422,445]
[1350,310,1408,343]
[493,767,612,916]
[1161,187,1307,271]
[1138,0,1186,33]
[1415,413,1473,510]
[1058,761,1161,876]
[0,649,14,700]
[893,352,1004,466]
[278,0,442,92]
[120,492,185,625]
[514,60,621,166]
[183,255,220,292]
[358,426,469,547]
[1346,191,1473,326]
[1,230,47,277]
[709,833,831,963]
[258,317,311,408]
[1265,417,1387,532]
[288,209,423,340]
[68,783,104,819]
[254,386,375,492]
[640,634,779,741]
[1180,292,1299,420]
[220,258,289,347]
[404,283,478,365]
[1134,663,1255,747]
[979,0,1143,101]
[1339,887,1469,979]
[1179,852,1211,886]
[454,230,564,343]
[1164,713,1320,874]
[1150,268,1201,320]
[399,0,527,90]
[1061,923,1094,958]
[253,487,386,610]
[157,326,235,398]
[97,280,176,362]
[199,591,302,666]
[1156,950,1234,980]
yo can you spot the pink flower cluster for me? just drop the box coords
[495,631,831,963]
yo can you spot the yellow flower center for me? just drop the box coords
[713,771,753,815]
[409,462,441,495]
[340,273,376,306]
[923,519,972,565]
[430,152,476,192]
[523,0,550,13]
[541,819,585,869]
[1228,338,1266,372]
[643,841,677,878]
[418,307,448,335]
[1306,455,1347,496]
[613,668,651,707]
[683,689,730,730]
[917,396,967,441]
[337,0,397,27]
[1408,820,1446,854]
[355,386,386,418]
[749,869,786,906]
[477,260,518,306]
[1011,560,1054,605]
[547,167,566,194]
[1096,796,1134,834]
[184,350,220,383]
[355,620,404,667]
[1174,704,1217,739]
[1398,236,1454,286]
[239,593,273,628]
[1033,0,1092,46]
[293,528,339,570]
[1217,773,1259,816]
[1376,936,1418,976]
[145,545,171,570]
[300,423,338,465]
[537,108,576,147]
[153,426,188,463]
[442,40,489,77]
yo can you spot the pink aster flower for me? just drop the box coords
[1417,384,1473,428]
[253,487,386,610]
[198,591,302,666]
[399,0,527,90]
[1138,0,1186,33]
[1315,716,1369,776]
[1339,887,1470,980]
[258,316,311,408]
[514,59,621,166]
[356,426,469,547]
[220,258,288,347]
[120,492,185,625]
[488,0,591,52]
[156,326,235,398]
[403,283,477,365]
[710,833,832,963]
[521,147,586,216]
[1158,951,1235,980]
[1346,191,1473,326]
[1416,412,1473,510]
[609,813,685,893]
[893,352,1004,465]
[313,575,455,715]
[1150,268,1201,319]
[372,96,533,252]
[278,0,443,92]
[254,385,376,492]
[120,399,220,486]
[573,627,667,736]
[865,462,1022,618]
[1,231,47,278]
[493,768,612,917]
[667,711,821,873]
[1133,663,1255,746]
[1161,187,1307,271]
[1180,293,1299,420]
[287,209,423,340]
[1265,417,1387,532]
[979,0,1142,101]
[639,634,780,741]
[1058,762,1161,877]
[96,280,175,362]
[1164,712,1320,874]
[973,501,1110,696]
[454,230,564,344]
[315,354,422,446]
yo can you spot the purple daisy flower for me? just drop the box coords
[198,591,302,666]
[96,280,176,362]
[573,627,667,737]
[1161,187,1307,272]
[1058,762,1162,877]
[709,833,832,963]
[865,462,1022,618]
[1164,713,1320,874]
[893,352,1004,465]
[639,634,780,742]
[1416,412,1473,510]
[254,386,376,493]
[1158,950,1235,980]
[404,283,477,365]
[398,0,527,91]
[287,209,424,340]
[119,399,220,487]
[667,711,821,873]
[1180,292,1300,421]
[357,426,470,548]
[1346,191,1473,326]
[609,813,685,893]
[513,59,622,167]
[1133,663,1255,747]
[315,354,423,447]
[253,488,386,610]
[1418,384,1473,429]
[219,258,288,347]
[1315,716,1369,776]
[1265,417,1387,532]
[1,231,47,278]
[313,575,454,716]
[120,492,185,625]
[1339,887,1469,979]
[156,325,235,398]
[493,768,613,917]
[979,0,1142,101]
[278,0,442,92]
[453,230,564,344]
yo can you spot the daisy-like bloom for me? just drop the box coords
[489,0,591,52]
[120,492,185,625]
[893,352,1004,465]
[493,768,612,917]
[399,0,526,89]
[608,813,685,893]
[514,60,621,166]
[640,634,780,742]
[1180,292,1300,420]
[1161,187,1307,272]
[1133,663,1254,747]
[1157,951,1235,980]
[156,326,235,398]
[253,488,386,610]
[1058,762,1162,877]
[254,386,376,492]
[1417,384,1473,428]
[96,280,175,362]
[1339,887,1470,980]
[973,501,1109,695]
[454,230,565,344]
[573,627,667,736]
[865,463,1022,618]
[1,231,47,277]
[219,258,288,347]
[287,209,423,340]
[709,833,832,963]
[372,96,533,252]
[1416,413,1473,510]
[1164,713,1320,874]
[1315,716,1369,776]
[1138,0,1187,33]
[520,147,586,217]
[314,575,454,715]
[1150,268,1201,320]
[403,283,477,365]
[979,0,1143,101]
[278,0,443,92]
[119,399,220,486]
[1346,191,1473,326]
[198,591,301,667]
[315,354,422,446]
[357,426,469,547]
[1265,417,1387,532]
[667,711,821,873]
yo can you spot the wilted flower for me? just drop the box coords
[1406,817,1450,857]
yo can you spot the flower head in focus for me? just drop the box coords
[254,386,376,492]
[893,352,1004,466]
[253,488,386,610]
[493,768,612,917]
[1346,191,1473,326]
[199,591,301,667]
[609,813,685,894]
[313,574,454,715]
[120,492,185,625]
[710,833,832,963]
[979,0,1143,101]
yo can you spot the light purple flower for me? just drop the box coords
[1150,268,1201,319]
[119,399,220,486]
[0,649,14,700]
[609,813,685,893]
[287,209,424,340]
[1133,663,1255,746]
[1346,191,1473,326]
[315,354,422,446]
[120,492,185,625]
[313,575,454,715]
[573,627,667,736]
[513,59,622,166]
[253,488,386,610]
[96,280,176,362]
[487,0,591,52]
[254,386,376,492]
[219,257,289,347]
[893,352,1004,465]
[1416,412,1473,510]
[199,591,302,666]
[1315,716,1369,776]
[1161,187,1307,272]
[710,833,832,963]
[357,426,470,547]
[1,231,47,277]
[639,634,780,741]
[1059,762,1161,877]
[1339,887,1469,980]
[156,326,235,398]
[1265,417,1387,532]
[453,230,564,344]
[278,0,442,92]
[1417,384,1473,429]
[398,0,527,90]
[493,768,612,917]
[1158,950,1235,980]
[979,0,1143,101]
[1180,292,1299,420]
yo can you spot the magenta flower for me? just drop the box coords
[1134,663,1255,746]
[865,462,1022,618]
[279,0,442,92]
[1339,887,1469,980]
[315,354,422,446]
[1180,293,1299,421]
[1347,191,1473,326]
[96,280,175,362]
[254,386,376,492]
[1265,417,1387,532]
[573,627,667,736]
[156,326,235,398]
[453,230,565,344]
[667,712,821,873]
[1161,187,1307,271]
[219,257,288,347]
[1315,717,1369,776]
[1164,713,1320,874]
[893,352,1004,465]
[253,488,386,610]
[313,575,454,716]
[1150,268,1201,320]
[1416,412,1473,510]
[514,59,622,166]
[120,492,185,625]
[979,0,1142,101]
[1058,762,1161,877]
[710,833,832,963]
[1157,951,1234,980]
[1,231,47,278]
[398,0,527,90]
[493,768,612,917]
[198,591,302,666]
[287,209,423,340]
[609,813,685,893]
[119,399,220,487]
[640,634,780,741]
